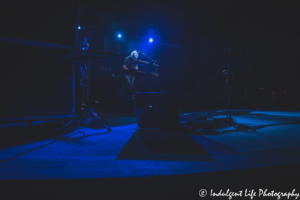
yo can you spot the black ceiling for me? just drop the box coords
[82,0,300,42]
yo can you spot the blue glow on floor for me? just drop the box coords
[0,110,300,180]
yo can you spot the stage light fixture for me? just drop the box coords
[149,38,153,43]
[118,34,122,38]
[78,26,81,30]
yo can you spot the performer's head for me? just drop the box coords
[130,50,139,60]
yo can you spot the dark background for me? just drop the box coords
[0,43,74,119]
[0,0,300,120]
[79,0,300,110]
[0,0,79,45]
[0,0,79,119]
[81,0,300,42]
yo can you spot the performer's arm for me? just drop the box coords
[135,65,138,70]
[123,65,129,70]
[123,58,129,70]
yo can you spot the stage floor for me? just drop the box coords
[1,109,300,199]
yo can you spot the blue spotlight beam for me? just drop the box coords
[155,41,181,50]
[136,36,181,50]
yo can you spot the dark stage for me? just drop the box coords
[1,108,300,199]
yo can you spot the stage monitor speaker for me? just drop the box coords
[134,92,181,128]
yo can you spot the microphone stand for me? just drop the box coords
[139,52,158,73]
[223,40,253,130]
[227,42,233,125]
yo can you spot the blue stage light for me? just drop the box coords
[78,26,81,30]
[149,38,153,43]
[118,34,122,38]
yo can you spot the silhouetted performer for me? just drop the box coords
[123,50,139,98]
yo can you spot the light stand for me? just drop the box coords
[58,59,111,140]
[57,35,114,140]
